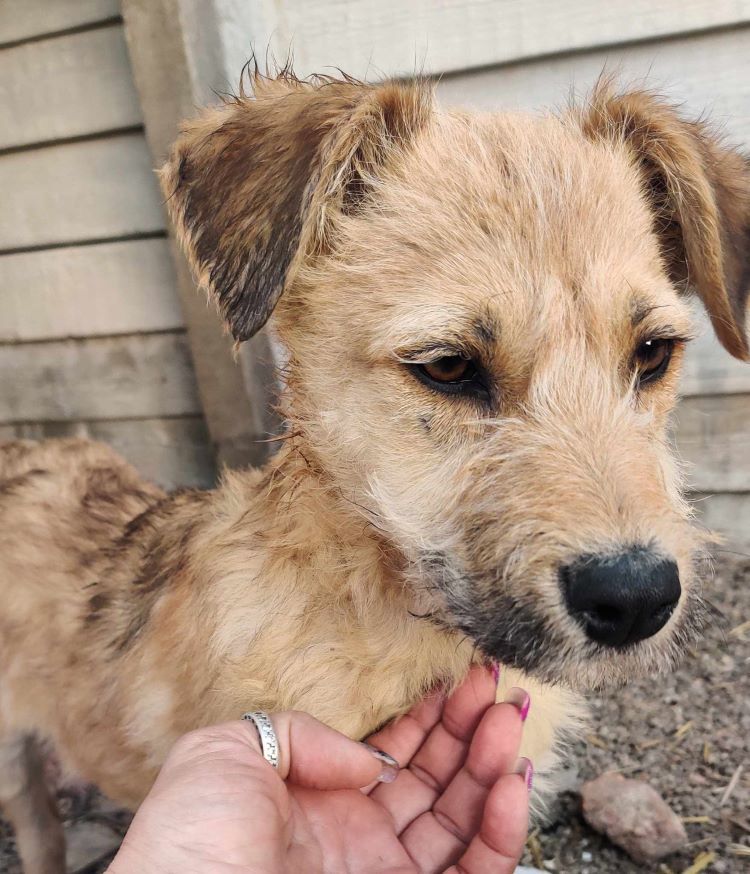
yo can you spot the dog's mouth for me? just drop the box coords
[458,591,712,689]
[418,551,715,689]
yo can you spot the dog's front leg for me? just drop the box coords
[497,668,586,811]
[0,733,65,874]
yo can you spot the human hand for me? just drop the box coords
[108,665,531,873]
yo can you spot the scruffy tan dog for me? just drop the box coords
[1,70,749,872]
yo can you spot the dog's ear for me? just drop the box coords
[581,84,750,360]
[160,72,431,342]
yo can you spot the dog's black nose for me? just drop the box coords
[560,548,681,648]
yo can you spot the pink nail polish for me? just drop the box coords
[515,757,534,791]
[504,686,531,721]
[361,744,400,783]
[491,661,501,684]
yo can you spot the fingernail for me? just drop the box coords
[490,661,501,685]
[515,757,534,792]
[361,744,400,783]
[504,686,531,721]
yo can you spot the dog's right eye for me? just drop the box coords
[409,355,489,400]
[422,356,472,383]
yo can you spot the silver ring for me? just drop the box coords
[242,711,279,769]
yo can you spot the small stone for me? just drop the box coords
[581,772,687,863]
[581,850,593,862]
[65,821,121,872]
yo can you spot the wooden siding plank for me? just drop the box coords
[438,25,750,144]
[681,317,750,397]
[0,239,184,341]
[0,134,165,250]
[0,417,215,489]
[0,25,142,150]
[217,0,750,82]
[675,395,750,493]
[0,333,202,421]
[0,0,119,46]
[122,0,279,470]
[689,492,750,550]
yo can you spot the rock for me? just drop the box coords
[65,821,121,872]
[581,772,687,863]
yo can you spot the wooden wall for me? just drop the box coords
[0,0,215,488]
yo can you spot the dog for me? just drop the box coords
[1,69,748,872]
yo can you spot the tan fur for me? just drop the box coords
[1,72,749,872]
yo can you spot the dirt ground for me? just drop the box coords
[1,556,748,873]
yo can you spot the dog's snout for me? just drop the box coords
[560,548,681,648]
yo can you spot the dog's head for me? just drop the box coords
[161,72,750,688]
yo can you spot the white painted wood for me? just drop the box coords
[123,0,278,469]
[0,0,119,45]
[438,25,750,145]
[0,134,166,250]
[681,317,750,397]
[0,239,184,341]
[675,395,750,492]
[0,333,202,421]
[0,417,216,489]
[690,493,750,551]
[215,0,750,82]
[0,25,142,150]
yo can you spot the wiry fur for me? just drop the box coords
[1,71,749,872]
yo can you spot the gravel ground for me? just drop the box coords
[1,557,748,873]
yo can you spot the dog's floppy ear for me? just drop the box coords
[160,71,431,342]
[581,84,750,360]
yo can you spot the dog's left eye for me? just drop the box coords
[634,338,674,385]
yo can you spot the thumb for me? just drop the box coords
[253,711,400,790]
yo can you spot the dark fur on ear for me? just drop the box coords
[160,70,432,342]
[581,82,750,360]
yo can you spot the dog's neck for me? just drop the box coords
[253,439,405,584]
[120,439,474,739]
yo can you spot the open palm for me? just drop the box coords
[109,666,530,874]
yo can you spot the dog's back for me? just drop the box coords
[0,436,166,688]
[0,439,169,870]
[0,438,163,621]
[0,438,164,706]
